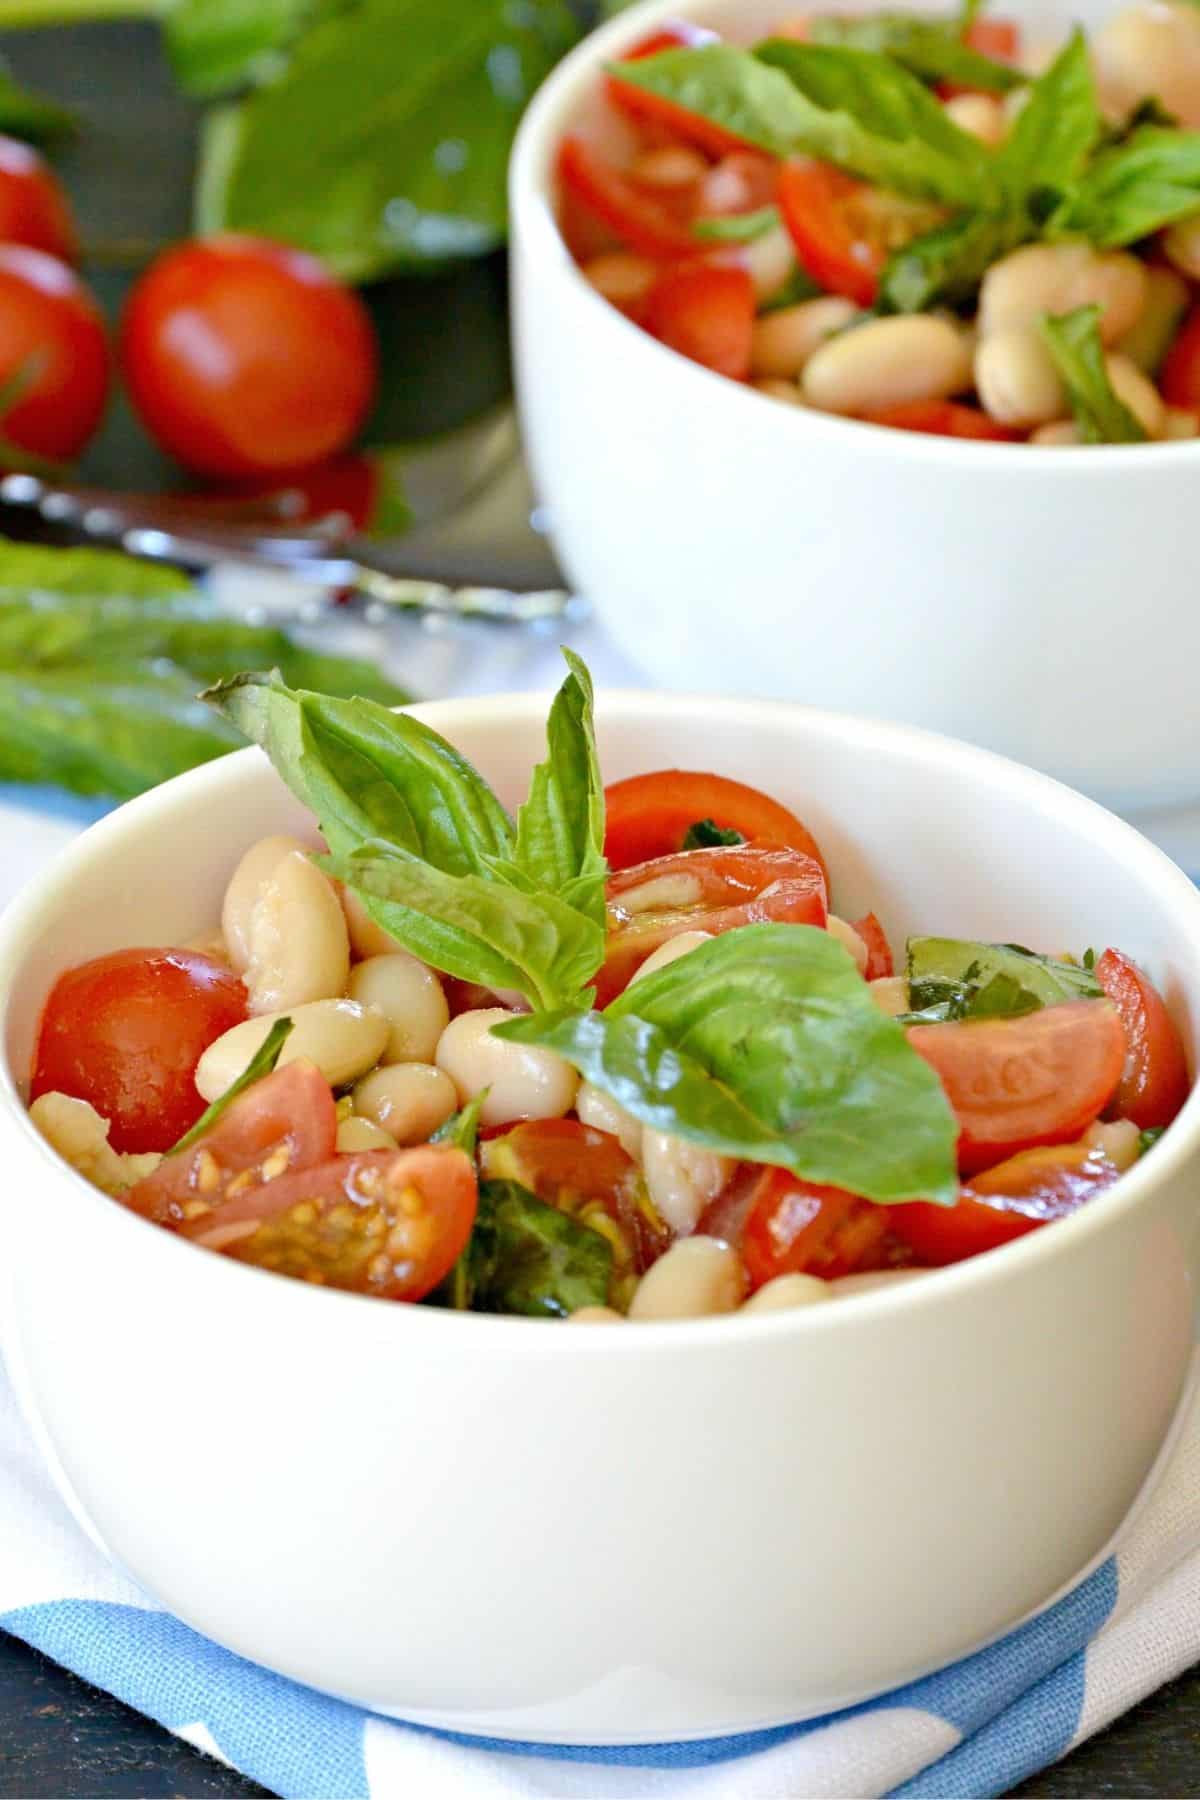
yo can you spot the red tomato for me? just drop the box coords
[603,768,828,879]
[891,1139,1120,1266]
[860,400,1020,442]
[697,151,780,219]
[608,25,748,158]
[180,1144,477,1300]
[558,135,697,259]
[697,1162,895,1286]
[124,1062,336,1225]
[644,263,756,378]
[1095,948,1191,1130]
[599,842,828,1005]
[1162,307,1200,412]
[31,948,247,1152]
[907,1000,1126,1175]
[119,235,378,479]
[964,18,1020,59]
[852,912,894,981]
[0,246,108,460]
[208,453,380,533]
[481,1118,671,1272]
[777,161,884,306]
[0,136,76,261]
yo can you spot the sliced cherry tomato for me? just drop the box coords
[603,768,828,878]
[965,18,1020,60]
[119,235,378,479]
[558,135,697,260]
[180,1145,477,1301]
[697,1162,897,1286]
[1095,948,1191,1130]
[697,151,780,218]
[777,161,884,306]
[481,1118,671,1275]
[644,263,756,378]
[891,1138,1120,1267]
[0,246,109,460]
[598,842,828,1006]
[852,912,894,981]
[1161,306,1200,412]
[907,1000,1126,1175]
[606,22,743,156]
[31,948,247,1152]
[860,400,1020,442]
[0,136,76,261]
[124,1062,337,1226]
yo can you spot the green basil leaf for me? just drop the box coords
[1040,305,1148,443]
[170,1017,294,1154]
[806,13,1024,93]
[607,43,823,157]
[994,30,1100,205]
[0,540,192,602]
[680,818,744,849]
[905,936,1103,1021]
[163,0,347,97]
[463,1179,613,1317]
[195,0,581,279]
[430,1090,487,1156]
[1139,1126,1166,1157]
[511,648,607,928]
[692,205,781,242]
[0,59,77,143]
[1049,126,1200,246]
[879,205,1027,310]
[496,923,959,1206]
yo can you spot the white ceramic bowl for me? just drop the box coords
[510,0,1200,815]
[1,692,1199,1744]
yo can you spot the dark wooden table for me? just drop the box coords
[1,1625,1199,1796]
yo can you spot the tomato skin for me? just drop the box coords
[907,1000,1126,1175]
[965,18,1020,59]
[0,136,77,261]
[644,263,756,378]
[31,948,248,1153]
[0,246,109,459]
[181,1144,477,1301]
[481,1118,671,1272]
[1160,306,1200,411]
[852,912,894,981]
[741,1166,894,1286]
[119,235,378,479]
[599,842,828,1005]
[603,768,828,878]
[891,1139,1120,1266]
[558,135,697,260]
[125,1061,337,1225]
[209,453,379,532]
[608,24,746,156]
[860,400,1020,442]
[778,161,882,306]
[1095,948,1191,1130]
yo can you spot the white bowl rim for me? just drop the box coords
[508,0,1200,471]
[3,684,1200,1352]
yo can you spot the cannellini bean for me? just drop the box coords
[221,834,312,971]
[802,314,972,415]
[581,251,656,314]
[575,1080,644,1160]
[743,223,800,304]
[630,929,713,984]
[826,914,868,975]
[339,882,402,958]
[1116,266,1189,373]
[1093,1,1200,128]
[642,1131,734,1235]
[1084,1117,1142,1171]
[1031,419,1084,446]
[828,1269,929,1298]
[435,1007,578,1128]
[353,1061,458,1146]
[196,1000,388,1101]
[630,144,709,188]
[628,1236,746,1320]
[569,1305,627,1323]
[754,377,805,403]
[741,1272,831,1313]
[978,243,1147,344]
[347,952,449,1064]
[750,296,860,378]
[30,1092,161,1195]
[974,326,1066,428]
[870,975,910,1016]
[336,1116,399,1152]
[942,93,1006,144]
[1165,407,1200,439]
[1106,352,1166,437]
[242,849,350,1015]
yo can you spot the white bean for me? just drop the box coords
[339,882,402,959]
[750,296,860,379]
[1116,266,1189,373]
[642,1131,734,1235]
[575,1080,644,1160]
[347,952,449,1064]
[1093,1,1200,128]
[1083,1117,1142,1171]
[435,1007,578,1128]
[979,243,1147,344]
[1031,419,1083,446]
[581,251,656,314]
[568,1305,627,1323]
[802,314,972,415]
[629,929,713,984]
[30,1091,161,1195]
[742,223,800,304]
[974,326,1066,428]
[242,850,350,1015]
[828,1269,929,1298]
[630,144,709,188]
[942,92,1006,144]
[221,834,311,971]
[628,1236,746,1320]
[352,1062,458,1146]
[754,377,805,404]
[196,1000,387,1101]
[1106,352,1166,438]
[336,1116,399,1152]
[826,914,868,975]
[870,975,910,1016]
[741,1272,831,1313]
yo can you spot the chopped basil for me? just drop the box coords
[169,1017,294,1155]
[680,818,744,850]
[904,936,1104,1023]
[692,205,780,243]
[1040,306,1148,444]
[453,1179,614,1316]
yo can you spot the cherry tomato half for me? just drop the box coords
[558,135,697,259]
[907,1000,1126,1175]
[181,1144,477,1301]
[607,23,747,157]
[852,912,894,981]
[603,768,828,878]
[860,400,1019,442]
[0,246,109,460]
[119,235,378,479]
[644,263,756,378]
[777,161,884,306]
[0,136,76,261]
[598,842,828,1005]
[31,947,247,1152]
[891,1138,1120,1266]
[481,1118,671,1274]
[1160,305,1200,411]
[1095,948,1191,1130]
[741,1166,894,1285]
[125,1061,337,1225]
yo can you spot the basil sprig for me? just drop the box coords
[1040,306,1148,443]
[1049,126,1200,247]
[497,924,959,1207]
[170,1017,294,1154]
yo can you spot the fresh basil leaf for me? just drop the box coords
[880,205,1026,310]
[497,923,959,1206]
[431,1090,487,1156]
[0,59,77,143]
[1139,1126,1165,1157]
[1049,126,1200,246]
[0,540,193,602]
[692,205,781,242]
[196,0,581,279]
[1040,305,1148,443]
[511,648,607,928]
[994,30,1100,205]
[681,817,745,850]
[906,936,1103,1021]
[170,1018,293,1154]
[1083,947,1097,971]
[462,1178,613,1317]
[806,13,1023,94]
[163,0,348,97]
[607,44,822,157]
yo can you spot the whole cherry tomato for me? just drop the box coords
[0,136,77,261]
[0,245,109,460]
